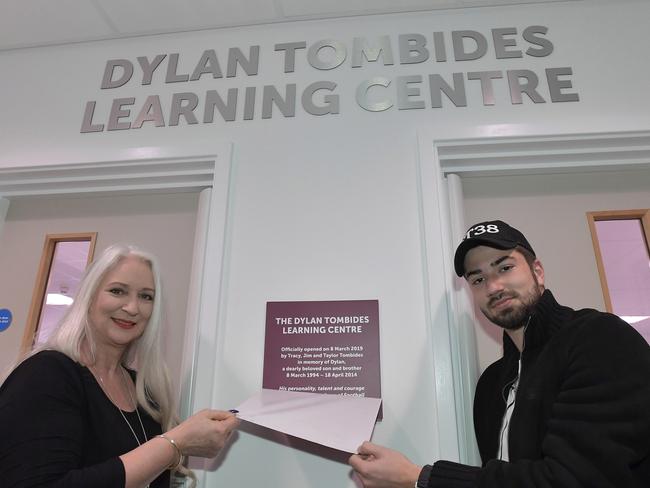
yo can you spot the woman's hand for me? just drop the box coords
[167,409,239,458]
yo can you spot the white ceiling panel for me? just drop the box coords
[95,0,280,35]
[279,0,572,18]
[280,0,463,18]
[185,0,281,26]
[0,0,614,52]
[0,0,114,50]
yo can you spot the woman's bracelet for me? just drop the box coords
[156,434,184,471]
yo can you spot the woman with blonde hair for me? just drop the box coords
[0,243,238,487]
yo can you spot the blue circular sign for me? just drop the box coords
[0,309,12,332]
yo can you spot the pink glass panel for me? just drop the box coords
[34,241,91,346]
[595,219,650,344]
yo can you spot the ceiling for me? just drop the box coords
[1,0,580,52]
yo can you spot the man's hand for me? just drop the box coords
[349,441,422,488]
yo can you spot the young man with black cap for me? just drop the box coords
[349,220,650,487]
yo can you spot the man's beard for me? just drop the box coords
[480,282,542,330]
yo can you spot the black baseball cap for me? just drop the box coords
[454,220,535,277]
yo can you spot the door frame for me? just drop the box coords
[416,129,650,464]
[0,146,233,418]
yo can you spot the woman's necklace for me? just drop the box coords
[93,365,151,487]
[92,365,149,448]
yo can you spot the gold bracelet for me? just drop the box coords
[156,434,184,471]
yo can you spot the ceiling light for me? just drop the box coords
[46,293,73,305]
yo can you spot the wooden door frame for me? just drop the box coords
[21,232,97,353]
[586,209,650,312]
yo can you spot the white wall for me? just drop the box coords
[2,1,650,486]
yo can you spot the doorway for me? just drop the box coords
[0,192,199,389]
[0,149,233,405]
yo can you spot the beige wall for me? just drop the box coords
[462,168,650,372]
[0,191,199,394]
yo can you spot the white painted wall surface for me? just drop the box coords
[1,1,649,486]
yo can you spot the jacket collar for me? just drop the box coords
[502,289,574,357]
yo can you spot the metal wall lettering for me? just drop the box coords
[81,26,579,132]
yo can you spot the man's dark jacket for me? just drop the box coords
[422,290,650,487]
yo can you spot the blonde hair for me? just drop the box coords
[13,243,195,483]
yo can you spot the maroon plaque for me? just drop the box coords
[263,300,381,405]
